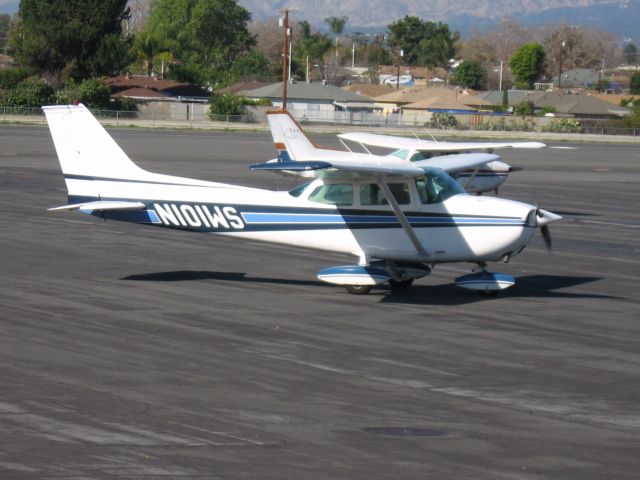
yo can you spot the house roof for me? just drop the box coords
[111,87,169,99]
[480,89,629,116]
[535,91,629,116]
[243,82,373,102]
[551,68,607,88]
[342,83,395,98]
[479,90,545,105]
[105,75,210,99]
[374,86,492,111]
[216,81,272,96]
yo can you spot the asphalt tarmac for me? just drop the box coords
[1,125,639,479]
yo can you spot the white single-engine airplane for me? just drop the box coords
[266,111,546,195]
[44,104,560,295]
[339,131,547,194]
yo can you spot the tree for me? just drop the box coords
[145,0,255,86]
[0,13,10,51]
[13,0,132,82]
[630,72,640,95]
[459,20,536,89]
[452,60,485,89]
[292,21,332,82]
[543,24,619,77]
[230,50,272,82]
[133,31,164,77]
[325,16,347,61]
[623,43,638,65]
[509,43,545,89]
[387,16,458,68]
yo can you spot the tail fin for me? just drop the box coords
[266,110,320,161]
[43,104,147,191]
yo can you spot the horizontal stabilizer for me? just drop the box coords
[455,272,516,291]
[49,201,146,212]
[318,265,391,286]
[250,160,332,171]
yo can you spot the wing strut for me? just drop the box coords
[464,167,481,190]
[376,177,430,259]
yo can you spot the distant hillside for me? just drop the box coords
[0,0,18,15]
[239,0,639,42]
[2,0,637,43]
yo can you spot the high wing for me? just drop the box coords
[251,152,500,179]
[338,132,546,152]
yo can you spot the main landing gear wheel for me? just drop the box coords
[389,278,414,289]
[345,285,373,295]
[478,289,499,297]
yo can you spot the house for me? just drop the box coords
[551,68,608,89]
[242,81,382,121]
[105,75,212,119]
[480,90,629,118]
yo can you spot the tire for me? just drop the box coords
[389,278,414,289]
[345,285,373,295]
[478,289,499,297]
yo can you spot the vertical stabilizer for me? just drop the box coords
[266,110,319,161]
[43,104,146,180]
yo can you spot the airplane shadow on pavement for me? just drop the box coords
[122,272,613,305]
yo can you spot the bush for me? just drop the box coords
[432,112,457,129]
[55,78,111,109]
[209,94,247,117]
[2,77,54,106]
[542,118,582,133]
[514,100,534,116]
[0,67,33,89]
[630,73,640,95]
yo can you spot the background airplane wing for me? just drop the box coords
[251,159,425,178]
[414,153,502,173]
[251,153,500,178]
[338,132,546,151]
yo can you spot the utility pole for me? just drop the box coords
[280,9,289,110]
[375,34,383,85]
[396,49,403,90]
[558,41,565,91]
[352,42,355,69]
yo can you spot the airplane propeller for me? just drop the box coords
[534,208,562,251]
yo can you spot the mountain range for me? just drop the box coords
[238,0,639,42]
[1,0,638,42]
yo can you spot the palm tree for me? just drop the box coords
[324,16,347,63]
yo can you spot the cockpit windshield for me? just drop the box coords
[389,149,410,161]
[416,167,465,203]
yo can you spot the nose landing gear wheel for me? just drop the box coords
[345,285,373,295]
[389,278,414,289]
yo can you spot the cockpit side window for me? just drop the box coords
[360,183,411,205]
[409,151,432,162]
[288,181,312,197]
[308,183,353,206]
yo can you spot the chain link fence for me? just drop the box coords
[1,105,638,136]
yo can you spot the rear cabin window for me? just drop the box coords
[308,183,353,206]
[360,183,411,206]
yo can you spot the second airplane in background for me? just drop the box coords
[266,110,546,194]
